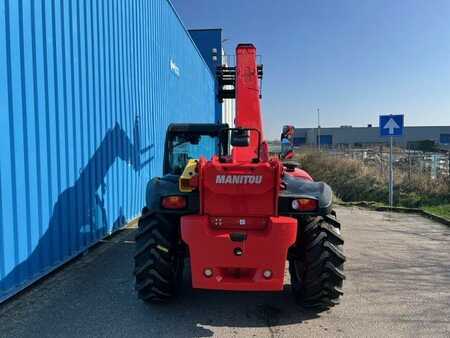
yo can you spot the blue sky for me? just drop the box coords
[171,0,450,139]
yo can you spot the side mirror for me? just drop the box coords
[230,129,250,147]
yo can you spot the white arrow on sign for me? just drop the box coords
[383,118,400,135]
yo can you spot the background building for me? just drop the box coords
[294,125,450,150]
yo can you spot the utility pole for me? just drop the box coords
[408,143,412,184]
[380,145,384,176]
[317,108,321,152]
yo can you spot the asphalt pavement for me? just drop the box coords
[1,206,449,337]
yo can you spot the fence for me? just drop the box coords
[327,148,450,180]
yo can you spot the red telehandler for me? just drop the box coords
[134,44,345,309]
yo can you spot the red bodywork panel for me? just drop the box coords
[200,157,280,217]
[181,157,297,291]
[181,215,296,290]
[285,168,313,181]
[180,44,298,291]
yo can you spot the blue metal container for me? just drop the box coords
[189,29,222,123]
[0,0,215,302]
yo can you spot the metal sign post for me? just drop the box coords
[389,136,394,206]
[379,114,404,207]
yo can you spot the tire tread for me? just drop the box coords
[133,212,182,303]
[289,213,345,309]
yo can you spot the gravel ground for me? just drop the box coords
[1,206,449,337]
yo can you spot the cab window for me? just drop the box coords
[168,134,216,174]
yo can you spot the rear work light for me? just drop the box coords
[161,196,187,209]
[291,198,318,212]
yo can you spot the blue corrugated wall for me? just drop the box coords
[0,0,215,302]
[189,29,222,123]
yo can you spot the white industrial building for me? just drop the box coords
[294,125,450,150]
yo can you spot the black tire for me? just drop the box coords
[134,208,184,302]
[289,212,345,309]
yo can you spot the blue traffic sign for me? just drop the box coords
[379,114,404,137]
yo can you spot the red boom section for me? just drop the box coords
[233,44,264,162]
[181,157,297,291]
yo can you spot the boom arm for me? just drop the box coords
[232,44,266,162]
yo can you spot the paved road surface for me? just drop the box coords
[1,207,449,337]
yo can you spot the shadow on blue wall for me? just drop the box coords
[1,116,153,295]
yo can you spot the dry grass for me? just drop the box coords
[296,151,450,208]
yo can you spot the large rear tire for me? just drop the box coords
[134,208,183,302]
[289,213,345,309]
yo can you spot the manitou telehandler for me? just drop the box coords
[134,44,345,309]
